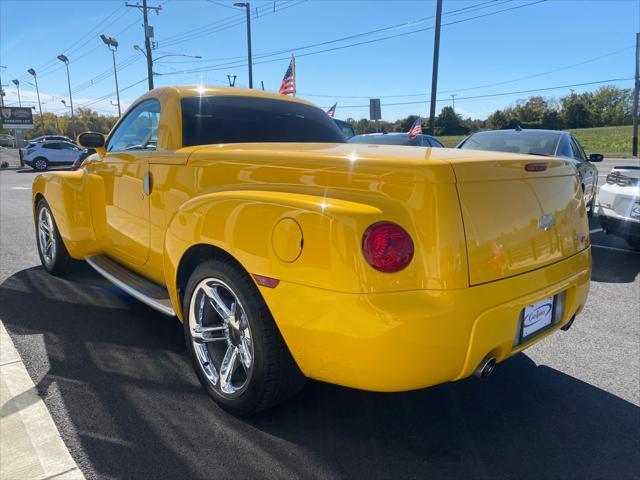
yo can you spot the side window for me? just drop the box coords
[60,143,77,150]
[107,99,160,152]
[570,137,586,161]
[43,143,59,150]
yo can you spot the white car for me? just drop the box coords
[597,166,640,250]
[22,140,85,171]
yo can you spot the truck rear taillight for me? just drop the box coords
[362,222,414,273]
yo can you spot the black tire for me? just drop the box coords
[33,157,48,171]
[183,257,305,415]
[35,199,77,275]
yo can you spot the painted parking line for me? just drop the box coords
[591,244,640,254]
[589,228,603,234]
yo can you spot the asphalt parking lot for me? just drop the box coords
[1,149,639,479]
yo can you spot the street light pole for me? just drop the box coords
[234,2,253,88]
[11,79,21,106]
[0,65,6,108]
[632,32,639,157]
[57,54,73,117]
[428,0,442,135]
[27,68,44,129]
[101,34,121,116]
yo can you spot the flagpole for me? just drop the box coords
[292,54,296,97]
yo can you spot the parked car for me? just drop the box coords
[29,135,75,144]
[0,133,15,147]
[71,148,96,170]
[597,166,640,250]
[457,129,603,214]
[23,140,86,171]
[349,132,444,147]
[33,86,591,415]
[334,119,355,139]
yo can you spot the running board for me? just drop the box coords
[86,255,176,316]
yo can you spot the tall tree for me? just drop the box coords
[436,106,469,135]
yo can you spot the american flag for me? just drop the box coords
[407,117,422,138]
[279,54,296,95]
[326,103,337,118]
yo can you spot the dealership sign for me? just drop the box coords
[1,107,34,129]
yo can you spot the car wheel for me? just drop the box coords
[183,258,305,415]
[35,199,76,275]
[33,157,48,171]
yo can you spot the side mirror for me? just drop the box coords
[77,132,105,149]
[589,153,604,162]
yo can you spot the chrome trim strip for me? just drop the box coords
[86,255,176,316]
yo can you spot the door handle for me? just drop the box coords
[143,171,152,196]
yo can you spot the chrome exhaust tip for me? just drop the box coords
[473,357,497,379]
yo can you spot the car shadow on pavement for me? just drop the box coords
[590,238,640,283]
[1,266,638,479]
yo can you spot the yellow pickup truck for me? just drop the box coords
[32,86,591,414]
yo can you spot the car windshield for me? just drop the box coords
[459,130,561,156]
[181,96,345,146]
[349,135,417,146]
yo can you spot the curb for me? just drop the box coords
[0,322,85,480]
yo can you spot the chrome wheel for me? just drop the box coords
[35,158,47,171]
[38,206,57,268]
[188,278,254,397]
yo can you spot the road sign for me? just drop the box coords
[369,98,381,121]
[1,107,34,129]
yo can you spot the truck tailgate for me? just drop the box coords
[452,157,589,285]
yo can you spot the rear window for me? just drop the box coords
[459,130,561,156]
[181,96,345,147]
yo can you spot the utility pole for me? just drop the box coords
[633,32,639,157]
[451,94,457,112]
[127,0,162,90]
[234,2,253,88]
[428,0,442,135]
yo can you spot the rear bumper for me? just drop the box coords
[261,248,591,392]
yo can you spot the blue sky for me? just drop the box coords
[1,0,638,121]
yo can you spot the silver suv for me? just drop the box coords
[23,141,86,171]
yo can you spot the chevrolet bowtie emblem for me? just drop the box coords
[538,214,556,231]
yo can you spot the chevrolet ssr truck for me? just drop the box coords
[32,86,591,414]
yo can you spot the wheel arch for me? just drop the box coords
[174,243,250,322]
[30,170,100,259]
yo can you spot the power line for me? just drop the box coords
[18,5,133,81]
[299,45,635,99]
[156,0,510,66]
[159,0,547,76]
[205,0,241,11]
[159,0,304,48]
[318,77,635,110]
